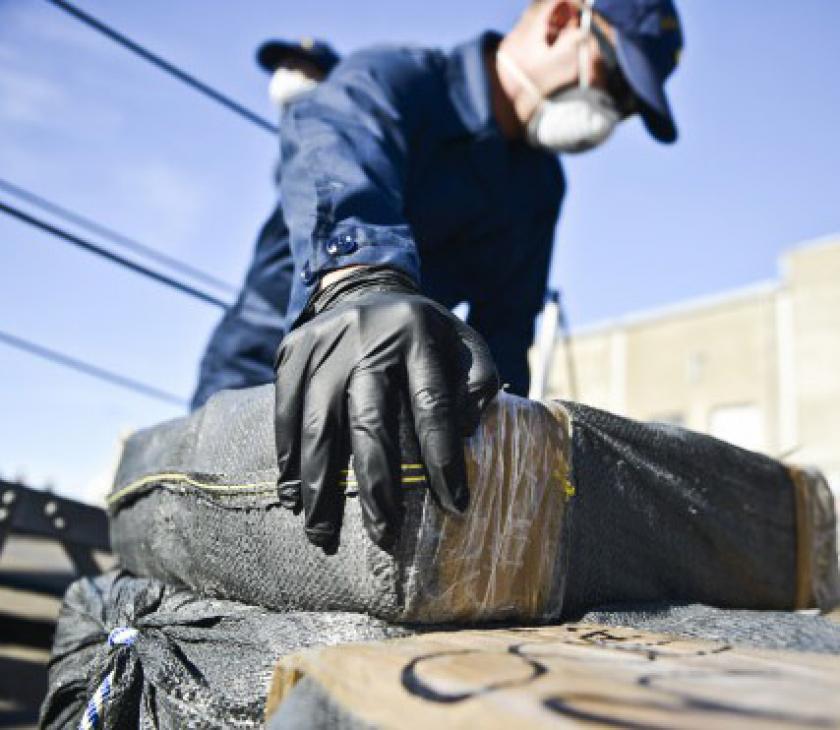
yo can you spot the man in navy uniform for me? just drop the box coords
[194,0,684,551]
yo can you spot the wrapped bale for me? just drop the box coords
[40,570,414,730]
[108,385,840,623]
[109,387,572,624]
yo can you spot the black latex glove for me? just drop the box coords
[274,266,499,553]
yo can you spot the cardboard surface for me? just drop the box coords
[268,623,840,728]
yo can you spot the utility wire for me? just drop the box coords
[0,200,230,311]
[0,329,186,407]
[44,0,278,135]
[0,177,237,296]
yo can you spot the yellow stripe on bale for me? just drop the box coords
[340,464,424,475]
[110,465,430,506]
[340,475,428,488]
[107,473,276,505]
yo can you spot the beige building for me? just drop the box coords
[543,234,840,494]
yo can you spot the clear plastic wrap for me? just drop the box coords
[398,394,573,622]
[787,465,840,611]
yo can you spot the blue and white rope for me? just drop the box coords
[77,627,139,730]
[107,627,139,648]
[78,671,114,730]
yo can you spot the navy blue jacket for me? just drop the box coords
[192,32,565,409]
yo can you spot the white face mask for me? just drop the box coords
[527,86,619,153]
[497,3,619,154]
[268,67,318,110]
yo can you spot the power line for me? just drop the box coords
[43,0,278,135]
[0,329,186,407]
[0,177,237,296]
[0,200,230,310]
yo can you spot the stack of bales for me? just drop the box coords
[41,385,840,728]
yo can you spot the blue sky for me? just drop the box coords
[1,0,838,501]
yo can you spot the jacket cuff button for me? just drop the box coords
[327,235,358,256]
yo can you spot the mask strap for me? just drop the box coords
[497,49,544,107]
[579,0,594,88]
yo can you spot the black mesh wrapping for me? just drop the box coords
[40,570,415,729]
[560,401,799,617]
[580,603,840,653]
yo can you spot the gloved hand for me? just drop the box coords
[274,266,499,553]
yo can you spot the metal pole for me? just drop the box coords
[529,290,560,400]
[557,290,579,401]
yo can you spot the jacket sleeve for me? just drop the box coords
[278,48,434,324]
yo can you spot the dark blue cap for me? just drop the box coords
[256,38,340,76]
[594,0,683,143]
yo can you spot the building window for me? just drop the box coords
[708,403,765,452]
